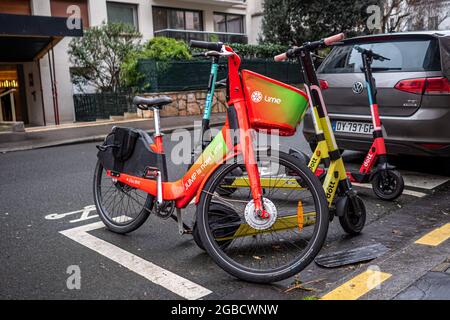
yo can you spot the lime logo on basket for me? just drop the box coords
[251,90,282,104]
[251,90,263,103]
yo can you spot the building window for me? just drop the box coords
[50,0,90,28]
[213,13,245,33]
[152,7,203,32]
[107,2,138,30]
[0,0,31,15]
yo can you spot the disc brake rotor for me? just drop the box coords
[244,198,277,230]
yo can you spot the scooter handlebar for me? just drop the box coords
[273,33,345,61]
[274,52,288,62]
[324,33,345,46]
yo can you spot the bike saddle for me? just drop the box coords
[132,96,172,110]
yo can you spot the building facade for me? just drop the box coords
[0,0,262,128]
[385,0,450,32]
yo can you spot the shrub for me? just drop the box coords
[226,43,289,59]
[121,37,191,89]
[68,22,141,93]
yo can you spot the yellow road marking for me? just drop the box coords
[321,270,392,300]
[415,223,450,246]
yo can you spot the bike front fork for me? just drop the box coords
[233,102,269,219]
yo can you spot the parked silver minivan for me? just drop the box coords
[303,31,450,157]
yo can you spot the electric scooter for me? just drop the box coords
[206,35,368,235]
[290,44,405,200]
[189,49,227,164]
[275,33,367,234]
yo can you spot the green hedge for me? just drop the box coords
[191,43,289,60]
[121,37,292,90]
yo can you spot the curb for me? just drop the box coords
[0,121,224,154]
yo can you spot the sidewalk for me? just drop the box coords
[312,183,450,300]
[0,113,226,153]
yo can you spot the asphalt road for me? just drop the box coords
[0,127,449,300]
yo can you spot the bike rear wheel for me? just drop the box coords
[93,161,154,234]
[196,152,329,283]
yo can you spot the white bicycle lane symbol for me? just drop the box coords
[45,205,212,300]
[44,205,98,223]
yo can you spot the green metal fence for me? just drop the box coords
[137,59,303,93]
[73,91,135,122]
[73,59,304,121]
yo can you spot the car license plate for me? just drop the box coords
[332,121,374,134]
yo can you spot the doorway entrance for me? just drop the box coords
[0,64,28,123]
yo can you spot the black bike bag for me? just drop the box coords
[112,127,139,162]
[97,127,159,177]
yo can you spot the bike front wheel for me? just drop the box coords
[196,151,329,283]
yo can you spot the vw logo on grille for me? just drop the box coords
[352,81,364,94]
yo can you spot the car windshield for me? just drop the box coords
[318,38,441,73]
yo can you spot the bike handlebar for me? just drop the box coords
[274,33,345,62]
[192,50,234,58]
[189,40,223,52]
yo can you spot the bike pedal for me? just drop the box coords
[144,166,159,179]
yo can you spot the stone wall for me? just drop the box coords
[137,88,228,119]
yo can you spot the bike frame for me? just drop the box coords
[107,46,268,216]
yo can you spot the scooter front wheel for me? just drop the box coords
[338,195,366,235]
[371,169,404,201]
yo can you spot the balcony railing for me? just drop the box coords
[178,0,246,7]
[154,29,248,44]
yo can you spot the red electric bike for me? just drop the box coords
[93,41,330,283]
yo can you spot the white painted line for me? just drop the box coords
[401,171,450,191]
[60,221,212,300]
[397,189,428,198]
[352,182,427,198]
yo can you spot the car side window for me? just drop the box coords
[423,39,440,71]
